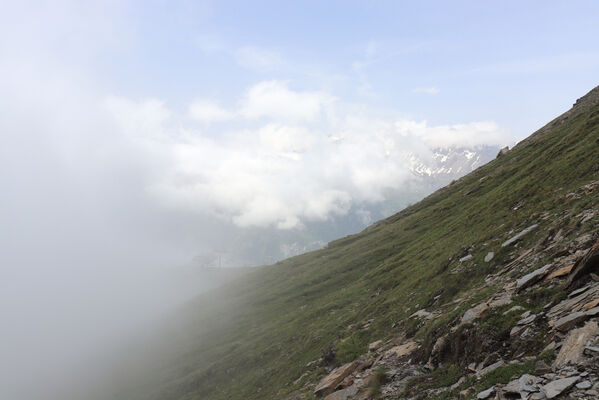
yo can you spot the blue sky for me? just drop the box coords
[81,0,599,137]
[2,0,598,234]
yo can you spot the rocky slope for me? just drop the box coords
[115,86,599,400]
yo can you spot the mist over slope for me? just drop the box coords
[116,86,599,400]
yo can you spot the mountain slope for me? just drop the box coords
[118,86,599,400]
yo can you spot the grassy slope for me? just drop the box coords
[124,87,599,400]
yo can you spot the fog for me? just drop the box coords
[0,2,519,399]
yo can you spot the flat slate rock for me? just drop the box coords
[542,376,579,399]
[502,224,539,247]
[516,264,551,292]
[314,361,359,396]
[477,387,495,399]
[324,385,358,400]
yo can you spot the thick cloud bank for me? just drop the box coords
[106,80,510,230]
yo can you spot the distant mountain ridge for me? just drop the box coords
[406,146,499,179]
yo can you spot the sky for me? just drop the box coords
[1,1,598,399]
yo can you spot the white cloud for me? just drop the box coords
[105,82,510,230]
[188,100,233,122]
[412,86,440,95]
[240,80,335,122]
[235,46,285,72]
[395,119,509,148]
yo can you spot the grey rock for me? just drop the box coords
[504,305,525,315]
[503,378,521,394]
[510,325,526,337]
[477,360,505,377]
[547,284,599,324]
[585,345,599,352]
[484,252,495,262]
[541,376,579,399]
[569,285,591,298]
[477,387,495,399]
[530,393,546,400]
[585,306,599,316]
[502,224,539,247]
[516,264,552,292]
[555,321,599,367]
[461,302,490,324]
[517,314,537,325]
[504,374,542,397]
[535,360,551,375]
[323,385,358,400]
[551,311,587,331]
[576,381,592,389]
[459,254,473,262]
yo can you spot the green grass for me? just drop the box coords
[117,89,599,400]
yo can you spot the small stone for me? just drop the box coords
[504,305,525,315]
[502,224,539,247]
[517,314,537,325]
[542,342,556,353]
[484,252,495,262]
[368,340,383,352]
[576,381,592,389]
[410,309,435,320]
[535,360,551,374]
[477,387,495,399]
[511,325,526,337]
[460,254,473,262]
[584,345,599,354]
[385,341,418,358]
[569,285,591,298]
[450,376,466,390]
[461,302,490,324]
[477,360,505,377]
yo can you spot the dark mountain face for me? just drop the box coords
[113,86,599,400]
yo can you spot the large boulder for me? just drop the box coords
[554,321,599,367]
[541,376,579,399]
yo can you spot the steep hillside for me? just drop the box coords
[118,86,599,400]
